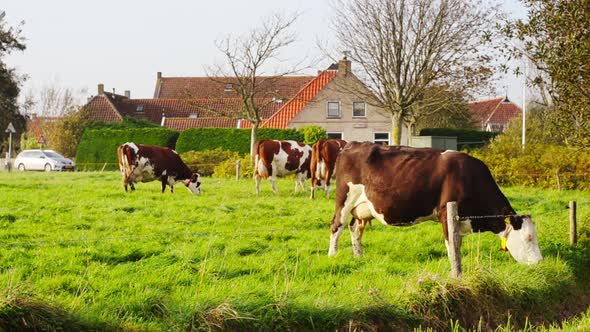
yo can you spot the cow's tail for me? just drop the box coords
[254,141,270,179]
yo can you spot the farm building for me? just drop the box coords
[82,57,409,145]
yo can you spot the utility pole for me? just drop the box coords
[522,61,527,151]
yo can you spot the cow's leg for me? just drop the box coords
[161,176,167,193]
[295,173,306,193]
[123,177,129,192]
[325,168,334,199]
[437,205,451,254]
[255,174,262,194]
[129,181,136,192]
[270,176,279,194]
[350,219,367,257]
[329,182,361,256]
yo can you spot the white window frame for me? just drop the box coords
[352,101,366,118]
[326,101,341,118]
[373,132,390,145]
[327,132,343,140]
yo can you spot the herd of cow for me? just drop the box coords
[117,139,543,265]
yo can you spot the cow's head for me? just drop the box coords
[504,215,543,264]
[184,173,202,195]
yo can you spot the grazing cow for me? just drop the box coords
[328,142,542,264]
[310,139,347,199]
[254,140,312,194]
[117,143,201,194]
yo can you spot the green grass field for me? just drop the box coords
[0,172,589,331]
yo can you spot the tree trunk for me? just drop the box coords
[250,121,259,166]
[391,113,404,145]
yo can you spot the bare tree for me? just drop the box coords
[209,12,304,162]
[331,0,497,144]
[24,82,87,117]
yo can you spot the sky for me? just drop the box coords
[3,0,528,113]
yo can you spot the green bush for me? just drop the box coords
[213,154,254,179]
[419,128,498,149]
[175,128,304,154]
[297,125,327,146]
[180,148,242,176]
[75,128,179,171]
[471,143,590,190]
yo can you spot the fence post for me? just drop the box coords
[570,200,577,244]
[235,160,241,180]
[446,201,462,278]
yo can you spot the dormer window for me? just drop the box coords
[224,83,233,92]
[136,105,144,113]
[188,113,198,119]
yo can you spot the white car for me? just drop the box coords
[14,149,76,172]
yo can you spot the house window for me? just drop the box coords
[188,113,198,119]
[327,132,343,140]
[135,105,144,113]
[352,102,366,117]
[327,101,341,118]
[224,83,233,92]
[374,132,390,145]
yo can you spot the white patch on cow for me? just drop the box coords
[125,142,139,154]
[162,170,167,176]
[316,160,326,179]
[328,224,344,256]
[501,216,543,264]
[271,141,311,177]
[345,182,387,225]
[131,156,157,183]
[185,174,202,195]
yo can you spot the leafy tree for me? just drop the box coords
[330,0,497,144]
[47,107,93,157]
[0,13,26,154]
[503,0,590,148]
[297,125,327,145]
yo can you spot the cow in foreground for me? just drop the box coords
[117,143,201,194]
[310,139,347,199]
[254,140,312,194]
[328,142,542,264]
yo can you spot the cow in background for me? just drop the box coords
[117,143,201,194]
[310,139,347,199]
[329,142,542,264]
[254,140,312,194]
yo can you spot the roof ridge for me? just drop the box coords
[467,96,504,104]
[261,70,337,128]
[483,99,504,125]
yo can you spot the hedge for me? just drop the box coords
[75,128,179,171]
[175,128,304,154]
[419,128,499,149]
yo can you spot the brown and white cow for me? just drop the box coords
[117,143,201,194]
[310,139,347,199]
[329,142,542,264]
[254,140,312,194]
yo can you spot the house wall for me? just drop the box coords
[288,74,408,144]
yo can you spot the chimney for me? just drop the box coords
[98,83,104,94]
[125,90,131,98]
[157,72,162,79]
[337,54,351,77]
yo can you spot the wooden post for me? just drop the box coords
[570,201,577,244]
[235,160,241,180]
[446,201,462,278]
[556,170,562,191]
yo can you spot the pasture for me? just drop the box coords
[0,171,589,331]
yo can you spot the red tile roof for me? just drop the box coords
[84,94,124,122]
[467,97,521,129]
[262,70,338,128]
[164,117,256,131]
[27,116,61,139]
[156,76,315,99]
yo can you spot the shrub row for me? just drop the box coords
[75,128,179,171]
[419,128,498,148]
[175,128,304,154]
[471,143,590,190]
